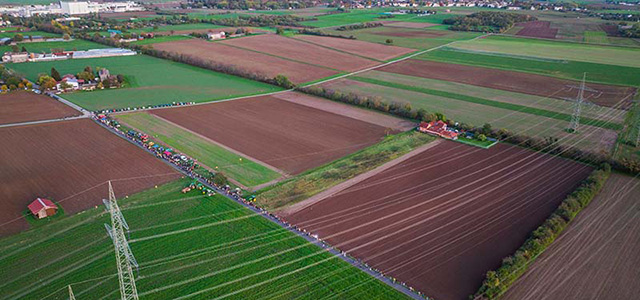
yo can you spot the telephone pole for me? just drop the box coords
[104,181,139,300]
[567,73,587,133]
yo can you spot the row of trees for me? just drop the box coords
[444,11,535,33]
[474,163,611,299]
[297,28,356,39]
[336,22,383,31]
[0,65,31,91]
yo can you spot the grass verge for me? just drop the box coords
[255,131,435,210]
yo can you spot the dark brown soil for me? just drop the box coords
[284,141,592,300]
[152,94,397,175]
[152,38,338,84]
[377,59,637,109]
[0,119,180,237]
[516,21,558,39]
[0,91,80,125]
[293,34,415,61]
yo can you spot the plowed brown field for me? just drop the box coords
[293,35,415,61]
[0,119,180,236]
[516,21,558,39]
[0,91,80,125]
[378,59,636,109]
[152,93,398,175]
[152,38,338,83]
[220,34,379,71]
[503,173,640,300]
[284,141,592,300]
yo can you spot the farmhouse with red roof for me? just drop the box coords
[27,198,58,219]
[418,121,458,140]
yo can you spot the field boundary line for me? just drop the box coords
[0,115,88,128]
[279,138,443,216]
[150,114,289,177]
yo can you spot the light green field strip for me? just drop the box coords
[357,70,626,124]
[8,55,282,111]
[0,179,408,300]
[448,35,640,68]
[321,78,617,152]
[583,31,609,44]
[0,39,107,54]
[117,112,282,187]
[128,35,192,45]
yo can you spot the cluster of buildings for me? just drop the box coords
[2,48,136,63]
[0,1,143,17]
[342,0,574,11]
[55,68,113,92]
[418,120,459,139]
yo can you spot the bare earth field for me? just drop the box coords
[0,119,180,236]
[0,91,80,125]
[377,59,637,109]
[152,38,338,83]
[382,21,440,29]
[293,34,415,61]
[284,141,592,300]
[503,173,640,300]
[152,93,400,175]
[516,21,558,39]
[220,34,379,71]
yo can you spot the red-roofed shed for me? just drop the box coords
[27,198,58,219]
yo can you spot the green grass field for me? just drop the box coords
[8,55,281,111]
[320,78,617,152]
[300,8,464,28]
[256,131,435,210]
[321,26,482,50]
[416,47,640,87]
[0,179,408,299]
[129,23,226,34]
[0,30,59,39]
[583,31,609,44]
[128,35,192,45]
[0,39,107,54]
[449,35,640,68]
[116,112,281,188]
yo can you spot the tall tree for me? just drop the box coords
[50,67,62,81]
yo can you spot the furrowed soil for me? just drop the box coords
[377,59,636,109]
[284,141,592,300]
[0,91,80,125]
[292,34,415,61]
[502,173,640,300]
[152,38,338,84]
[0,119,180,236]
[220,34,379,71]
[152,93,400,175]
[516,21,558,39]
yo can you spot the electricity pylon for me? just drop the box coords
[104,181,139,300]
[68,285,75,300]
[567,73,587,133]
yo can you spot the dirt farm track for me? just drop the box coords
[284,141,592,300]
[0,119,180,236]
[503,173,640,300]
[0,91,80,125]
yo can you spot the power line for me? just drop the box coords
[104,181,139,300]
[567,73,588,133]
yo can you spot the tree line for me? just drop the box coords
[443,11,535,33]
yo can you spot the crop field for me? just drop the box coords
[448,35,640,68]
[0,39,106,54]
[0,91,80,125]
[503,173,640,300]
[319,78,619,153]
[152,38,339,84]
[0,119,180,236]
[220,34,379,72]
[284,141,593,300]
[515,21,558,39]
[152,92,404,175]
[300,8,466,28]
[0,30,59,38]
[128,23,226,35]
[417,47,640,87]
[291,34,415,61]
[128,34,192,45]
[377,59,636,109]
[0,179,408,299]
[116,112,282,188]
[321,26,483,50]
[8,54,281,111]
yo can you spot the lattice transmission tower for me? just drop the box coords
[567,73,588,133]
[68,285,76,300]
[104,181,139,300]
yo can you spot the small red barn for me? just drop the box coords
[418,121,458,140]
[28,198,58,219]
